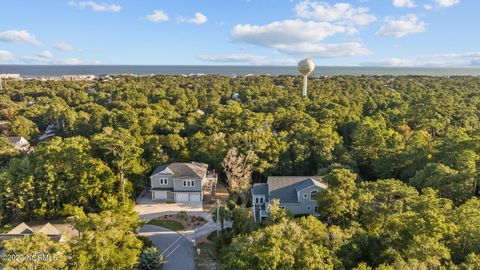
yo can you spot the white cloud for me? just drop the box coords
[38,50,54,59]
[180,12,208,25]
[20,56,90,65]
[273,42,369,57]
[424,4,433,10]
[68,1,121,12]
[63,58,84,65]
[55,42,81,52]
[393,0,416,8]
[232,20,356,47]
[361,58,472,67]
[471,58,480,66]
[231,19,367,58]
[146,10,169,22]
[377,14,426,38]
[0,30,41,46]
[198,54,295,65]
[435,0,460,7]
[0,50,14,62]
[362,51,480,67]
[422,52,480,59]
[21,51,55,63]
[294,1,376,26]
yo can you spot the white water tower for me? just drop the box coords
[297,58,315,98]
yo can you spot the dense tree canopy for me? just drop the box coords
[0,75,479,268]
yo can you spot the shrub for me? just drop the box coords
[138,247,163,270]
[176,211,188,222]
[137,235,155,249]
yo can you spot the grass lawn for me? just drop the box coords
[147,219,186,231]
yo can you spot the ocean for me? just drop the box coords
[1,65,480,77]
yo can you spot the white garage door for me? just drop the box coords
[190,193,201,202]
[153,191,167,200]
[176,192,189,202]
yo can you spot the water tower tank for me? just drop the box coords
[298,58,315,75]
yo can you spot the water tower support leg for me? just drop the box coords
[302,75,308,98]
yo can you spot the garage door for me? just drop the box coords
[153,191,167,200]
[190,193,201,202]
[176,192,189,202]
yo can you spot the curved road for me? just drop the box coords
[139,225,195,270]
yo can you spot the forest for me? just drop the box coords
[0,74,479,269]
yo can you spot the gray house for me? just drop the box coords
[251,176,327,222]
[150,162,217,203]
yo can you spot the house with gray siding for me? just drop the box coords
[251,176,327,222]
[150,162,217,203]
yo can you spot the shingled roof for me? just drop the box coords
[267,176,326,203]
[252,183,268,196]
[37,223,61,236]
[7,222,34,234]
[151,162,209,179]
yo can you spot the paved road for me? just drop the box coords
[135,190,203,221]
[139,225,195,270]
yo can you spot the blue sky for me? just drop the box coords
[0,0,478,66]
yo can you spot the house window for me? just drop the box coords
[183,180,195,187]
[310,191,317,200]
[314,206,318,212]
[159,178,168,185]
[255,197,264,204]
[280,206,285,209]
[307,205,312,211]
[303,193,308,199]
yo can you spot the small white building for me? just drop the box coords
[7,136,31,152]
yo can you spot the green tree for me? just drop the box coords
[221,217,337,270]
[265,198,290,225]
[410,163,474,204]
[316,167,358,225]
[67,205,142,270]
[451,197,480,263]
[7,115,39,140]
[1,233,69,270]
[92,127,144,203]
[138,247,163,270]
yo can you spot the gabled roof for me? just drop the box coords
[37,223,61,236]
[295,178,328,191]
[8,222,34,234]
[7,136,27,145]
[252,183,268,196]
[267,176,326,203]
[151,162,208,179]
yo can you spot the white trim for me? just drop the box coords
[150,171,173,178]
[159,178,168,185]
[297,184,319,193]
[182,180,196,187]
[296,178,327,193]
[307,205,312,211]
